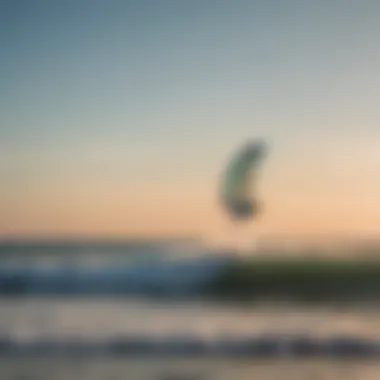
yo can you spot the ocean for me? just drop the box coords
[1,240,380,379]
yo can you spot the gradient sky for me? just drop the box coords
[2,0,380,239]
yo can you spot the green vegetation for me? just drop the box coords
[206,258,380,304]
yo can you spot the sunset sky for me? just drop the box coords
[2,1,380,240]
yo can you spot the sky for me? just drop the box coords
[1,0,380,240]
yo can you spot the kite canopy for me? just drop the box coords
[219,139,268,221]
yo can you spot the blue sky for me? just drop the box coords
[2,0,380,238]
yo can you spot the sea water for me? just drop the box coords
[1,240,380,379]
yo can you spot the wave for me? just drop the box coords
[0,252,233,297]
[3,249,380,302]
[0,333,379,358]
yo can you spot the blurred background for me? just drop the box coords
[2,0,380,379]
